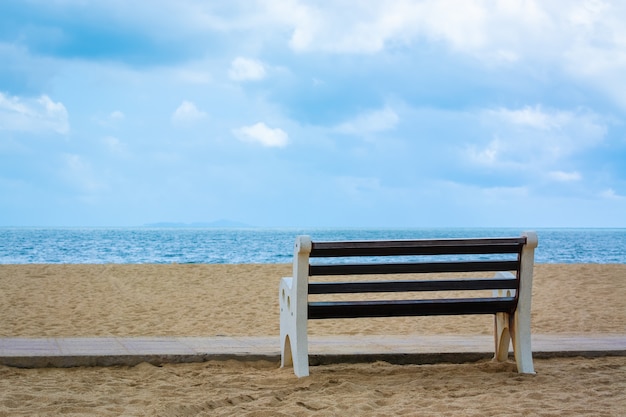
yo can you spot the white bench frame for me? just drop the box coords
[279,232,538,377]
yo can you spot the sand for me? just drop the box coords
[0,263,625,416]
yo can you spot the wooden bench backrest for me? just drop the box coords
[292,233,537,319]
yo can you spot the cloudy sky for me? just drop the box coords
[1,0,625,228]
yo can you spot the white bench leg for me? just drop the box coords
[279,277,309,377]
[511,304,535,374]
[493,272,514,362]
[494,311,511,362]
[493,271,534,373]
[494,310,534,374]
[513,231,536,374]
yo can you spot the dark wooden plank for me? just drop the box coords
[308,278,518,294]
[310,238,526,258]
[309,260,520,276]
[308,297,517,319]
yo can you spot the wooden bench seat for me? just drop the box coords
[279,232,538,377]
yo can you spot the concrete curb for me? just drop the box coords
[1,335,624,368]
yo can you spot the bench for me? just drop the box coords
[279,232,538,377]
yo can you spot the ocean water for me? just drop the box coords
[0,227,624,264]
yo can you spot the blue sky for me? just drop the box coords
[1,0,625,228]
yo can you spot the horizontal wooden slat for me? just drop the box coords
[308,278,518,294]
[308,297,517,319]
[309,260,520,276]
[310,237,525,258]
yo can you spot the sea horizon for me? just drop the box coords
[1,227,625,265]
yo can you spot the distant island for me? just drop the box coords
[143,220,254,228]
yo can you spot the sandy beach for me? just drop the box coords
[1,263,625,416]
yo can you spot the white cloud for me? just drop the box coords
[562,1,626,109]
[228,57,266,81]
[548,171,582,182]
[467,138,501,166]
[250,1,626,111]
[491,105,571,130]
[233,122,288,147]
[266,0,419,53]
[469,105,607,168]
[335,107,399,135]
[102,136,128,156]
[93,110,125,128]
[171,100,207,124]
[263,0,547,54]
[109,110,125,121]
[0,92,69,134]
[261,1,626,108]
[600,188,624,200]
[61,153,103,193]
